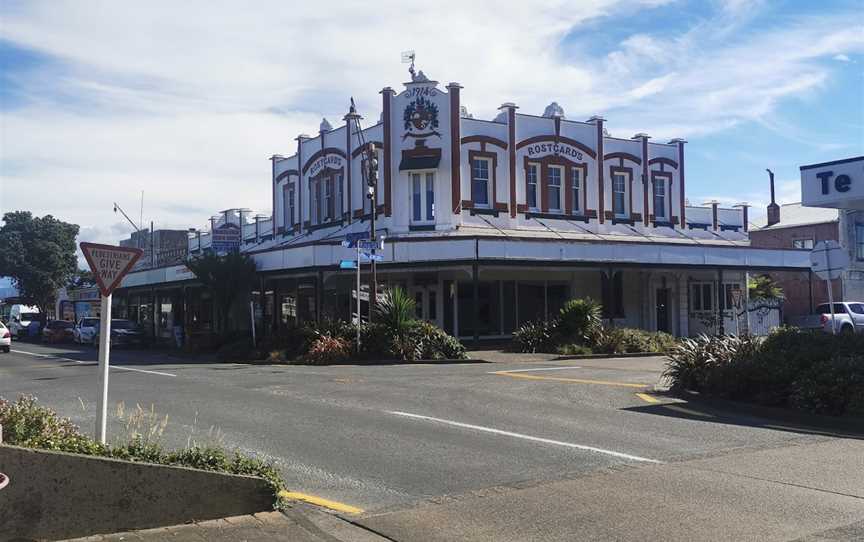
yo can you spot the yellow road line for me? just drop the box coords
[635,392,660,404]
[493,371,648,389]
[277,490,364,515]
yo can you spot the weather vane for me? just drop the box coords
[401,50,416,80]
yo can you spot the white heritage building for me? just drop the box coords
[121,69,811,342]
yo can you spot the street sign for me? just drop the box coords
[358,240,383,251]
[79,242,145,445]
[80,243,144,297]
[810,240,848,280]
[361,252,383,261]
[345,231,370,243]
[339,259,357,269]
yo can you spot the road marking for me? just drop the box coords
[387,410,661,464]
[487,366,582,374]
[636,393,660,404]
[492,371,647,389]
[10,349,176,377]
[278,490,364,514]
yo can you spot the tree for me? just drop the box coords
[67,269,96,289]
[748,274,785,301]
[186,251,257,334]
[0,211,80,320]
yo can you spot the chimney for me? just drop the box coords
[766,168,780,226]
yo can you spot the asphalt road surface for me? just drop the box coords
[2,341,862,541]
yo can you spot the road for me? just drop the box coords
[2,342,863,541]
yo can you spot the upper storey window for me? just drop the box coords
[471,158,491,207]
[527,164,539,210]
[571,168,583,213]
[411,172,435,224]
[612,172,628,218]
[547,166,563,212]
[653,179,666,220]
[284,182,296,229]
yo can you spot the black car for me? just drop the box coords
[94,319,145,347]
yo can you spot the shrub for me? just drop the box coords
[408,320,468,360]
[301,335,352,365]
[512,320,558,353]
[359,322,398,360]
[556,344,593,356]
[663,329,864,416]
[556,298,602,345]
[0,394,287,508]
[0,395,107,455]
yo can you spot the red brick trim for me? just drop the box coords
[676,142,686,227]
[596,121,605,223]
[515,135,597,159]
[603,152,642,165]
[460,199,473,210]
[641,137,649,226]
[382,88,394,217]
[516,203,528,213]
[508,107,517,218]
[586,209,598,219]
[351,141,383,159]
[460,135,507,149]
[648,157,678,169]
[448,83,462,214]
[301,148,348,174]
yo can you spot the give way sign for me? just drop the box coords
[810,240,849,281]
[80,242,144,296]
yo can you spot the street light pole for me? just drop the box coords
[367,142,379,321]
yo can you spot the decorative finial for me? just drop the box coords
[320,118,333,132]
[543,102,565,119]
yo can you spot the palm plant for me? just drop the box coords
[374,287,417,360]
[556,298,603,345]
[748,274,784,301]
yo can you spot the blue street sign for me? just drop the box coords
[339,259,357,269]
[344,232,370,244]
[357,240,383,251]
[361,252,383,262]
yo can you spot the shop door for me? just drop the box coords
[656,288,670,333]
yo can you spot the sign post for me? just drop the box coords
[810,240,849,335]
[730,288,743,336]
[80,242,143,443]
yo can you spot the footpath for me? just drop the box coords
[65,507,389,542]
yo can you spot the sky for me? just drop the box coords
[1,0,863,253]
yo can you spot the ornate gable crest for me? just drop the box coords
[403,94,440,140]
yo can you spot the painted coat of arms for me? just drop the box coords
[403,96,440,139]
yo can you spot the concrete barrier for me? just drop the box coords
[0,445,274,541]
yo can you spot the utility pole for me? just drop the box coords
[367,142,379,320]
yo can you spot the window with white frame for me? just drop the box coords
[527,163,538,209]
[411,172,435,223]
[613,172,628,217]
[548,166,563,212]
[334,173,343,219]
[690,282,714,312]
[323,178,333,222]
[471,158,490,207]
[571,168,582,213]
[792,238,814,250]
[653,178,667,219]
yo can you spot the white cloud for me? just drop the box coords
[833,53,851,62]
[1,0,862,248]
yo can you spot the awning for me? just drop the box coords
[399,155,441,171]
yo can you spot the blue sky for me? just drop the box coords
[1,0,862,247]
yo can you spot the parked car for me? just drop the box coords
[798,302,864,334]
[94,319,145,348]
[0,322,10,353]
[8,305,41,339]
[41,320,75,344]
[73,317,100,345]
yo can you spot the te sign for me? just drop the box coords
[801,156,864,210]
[80,242,144,296]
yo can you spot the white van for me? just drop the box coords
[8,305,41,339]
